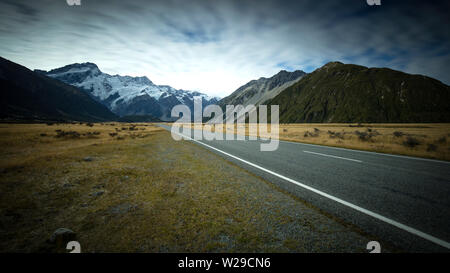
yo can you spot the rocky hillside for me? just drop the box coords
[219,70,306,107]
[212,69,305,122]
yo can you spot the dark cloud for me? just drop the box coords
[0,0,448,96]
[3,0,39,18]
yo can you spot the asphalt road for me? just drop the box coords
[160,124,450,252]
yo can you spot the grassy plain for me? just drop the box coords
[0,123,378,252]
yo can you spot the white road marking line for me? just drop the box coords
[280,139,450,164]
[164,125,450,164]
[303,150,363,163]
[170,129,450,250]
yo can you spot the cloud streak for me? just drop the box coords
[0,0,448,97]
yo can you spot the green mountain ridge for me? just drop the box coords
[266,62,450,123]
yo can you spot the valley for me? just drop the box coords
[0,123,377,252]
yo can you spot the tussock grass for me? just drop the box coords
[0,123,375,253]
[268,123,449,161]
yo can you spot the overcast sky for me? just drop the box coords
[0,0,449,97]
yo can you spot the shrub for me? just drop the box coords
[403,136,420,148]
[355,130,370,141]
[393,131,404,137]
[55,130,81,138]
[328,130,344,139]
[109,132,118,137]
[437,136,446,144]
[427,144,437,152]
[304,131,319,137]
[83,131,101,137]
[86,123,94,127]
[355,128,380,141]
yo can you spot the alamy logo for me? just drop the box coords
[367,0,381,5]
[66,241,81,253]
[66,0,81,6]
[367,241,381,253]
[171,96,279,151]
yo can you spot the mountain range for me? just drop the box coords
[37,63,220,121]
[1,56,449,124]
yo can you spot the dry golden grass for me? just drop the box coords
[0,123,377,253]
[178,123,450,161]
[0,122,162,170]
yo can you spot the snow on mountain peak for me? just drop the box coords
[40,62,220,121]
[47,62,101,75]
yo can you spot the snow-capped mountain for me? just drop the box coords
[37,63,220,121]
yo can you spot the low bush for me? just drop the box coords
[437,136,446,144]
[328,130,344,139]
[403,136,420,148]
[304,131,319,137]
[355,129,380,141]
[55,130,81,138]
[83,131,101,138]
[355,130,371,141]
[427,144,437,152]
